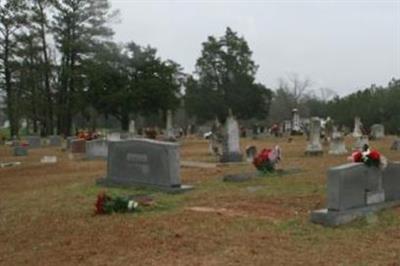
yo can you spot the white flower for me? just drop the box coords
[127,200,138,211]
[362,149,370,157]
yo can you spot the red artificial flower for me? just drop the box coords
[368,150,380,161]
[95,192,109,215]
[352,151,363,162]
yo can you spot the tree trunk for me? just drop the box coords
[3,31,18,137]
[121,112,130,131]
[38,1,53,136]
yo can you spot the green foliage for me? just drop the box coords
[325,79,400,133]
[84,41,182,130]
[186,27,272,122]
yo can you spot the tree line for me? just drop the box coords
[1,0,398,137]
[0,0,183,137]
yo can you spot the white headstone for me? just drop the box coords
[220,115,242,162]
[107,132,120,141]
[352,117,363,138]
[292,108,301,133]
[129,120,136,134]
[329,130,347,155]
[305,117,323,155]
[370,124,385,139]
[166,110,174,139]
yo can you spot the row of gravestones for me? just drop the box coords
[13,135,63,156]
[24,135,63,148]
[305,117,399,155]
[89,128,400,226]
[20,123,400,226]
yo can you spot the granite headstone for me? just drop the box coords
[49,135,62,147]
[71,139,86,153]
[26,136,41,149]
[98,139,192,192]
[86,139,108,160]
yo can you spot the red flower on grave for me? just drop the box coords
[368,150,380,161]
[352,151,363,163]
[253,148,276,173]
[95,192,110,215]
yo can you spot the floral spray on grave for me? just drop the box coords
[348,144,388,170]
[94,191,139,215]
[253,145,282,175]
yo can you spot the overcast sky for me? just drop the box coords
[109,0,400,96]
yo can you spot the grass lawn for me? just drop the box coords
[1,136,400,265]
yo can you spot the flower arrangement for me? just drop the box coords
[95,192,138,215]
[253,146,281,173]
[349,144,386,168]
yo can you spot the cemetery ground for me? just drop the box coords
[1,137,400,265]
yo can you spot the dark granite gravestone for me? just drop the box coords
[86,139,108,160]
[26,136,41,149]
[70,139,86,153]
[311,163,400,226]
[14,146,28,156]
[49,135,62,146]
[97,138,192,192]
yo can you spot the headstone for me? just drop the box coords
[70,139,86,153]
[129,120,136,134]
[14,146,28,156]
[220,114,243,162]
[121,132,135,140]
[352,117,363,138]
[86,139,108,160]
[382,162,400,201]
[66,136,77,150]
[245,146,257,162]
[305,117,323,155]
[97,139,192,192]
[40,156,57,163]
[252,124,258,139]
[165,110,175,141]
[49,135,62,147]
[107,132,120,141]
[370,124,385,139]
[327,163,384,211]
[353,136,369,151]
[26,136,41,149]
[310,163,400,226]
[291,108,301,134]
[283,120,292,135]
[329,128,347,155]
[324,117,333,142]
[209,118,223,156]
[391,139,400,150]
